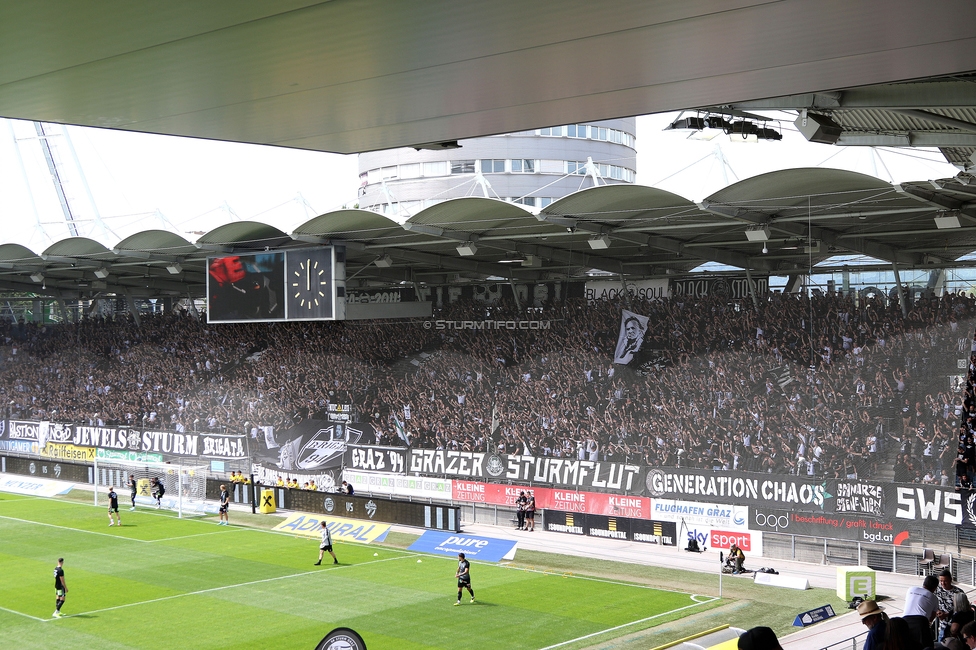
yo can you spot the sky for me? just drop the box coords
[0,111,961,253]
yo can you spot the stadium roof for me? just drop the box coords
[1,2,974,157]
[4,168,976,300]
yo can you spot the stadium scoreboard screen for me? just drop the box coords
[207,247,345,323]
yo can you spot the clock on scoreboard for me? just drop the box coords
[285,248,335,320]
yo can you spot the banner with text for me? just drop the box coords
[406,448,643,492]
[2,419,247,460]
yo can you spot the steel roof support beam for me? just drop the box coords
[894,183,976,222]
[697,201,919,265]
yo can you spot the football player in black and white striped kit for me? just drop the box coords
[314,521,338,565]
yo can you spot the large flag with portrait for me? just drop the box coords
[613,310,649,365]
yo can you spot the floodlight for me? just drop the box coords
[165,263,183,274]
[745,225,770,242]
[935,215,961,229]
[375,254,393,268]
[456,242,478,256]
[94,267,110,279]
[587,234,610,250]
[30,272,44,283]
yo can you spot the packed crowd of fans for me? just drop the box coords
[0,287,973,485]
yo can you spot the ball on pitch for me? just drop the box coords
[417,559,422,563]
[374,553,378,556]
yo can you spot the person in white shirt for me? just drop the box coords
[903,575,939,647]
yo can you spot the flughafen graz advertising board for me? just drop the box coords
[345,445,975,541]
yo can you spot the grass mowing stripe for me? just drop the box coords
[0,604,47,622]
[47,553,416,622]
[537,596,721,650]
[0,514,152,543]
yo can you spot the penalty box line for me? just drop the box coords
[537,595,721,650]
[497,563,698,595]
[45,554,415,622]
[0,513,242,545]
[0,604,48,622]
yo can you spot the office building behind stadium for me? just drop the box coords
[357,119,637,218]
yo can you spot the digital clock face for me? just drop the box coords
[285,248,334,320]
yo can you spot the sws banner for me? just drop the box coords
[407,448,643,491]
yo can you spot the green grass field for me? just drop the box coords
[0,493,719,650]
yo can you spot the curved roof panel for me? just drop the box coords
[42,237,113,259]
[0,170,973,299]
[704,168,899,213]
[0,244,42,266]
[114,230,196,256]
[196,221,289,248]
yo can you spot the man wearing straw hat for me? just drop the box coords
[857,600,889,650]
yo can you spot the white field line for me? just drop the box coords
[45,554,414,622]
[0,513,242,545]
[497,562,697,595]
[537,595,721,650]
[0,604,48,622]
[0,514,151,543]
[145,529,244,543]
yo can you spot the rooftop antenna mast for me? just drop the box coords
[33,122,81,237]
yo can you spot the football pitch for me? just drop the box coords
[0,493,717,650]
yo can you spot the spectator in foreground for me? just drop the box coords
[858,600,888,650]
[737,626,782,650]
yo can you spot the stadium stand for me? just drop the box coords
[0,289,973,486]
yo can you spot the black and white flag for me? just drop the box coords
[613,310,649,365]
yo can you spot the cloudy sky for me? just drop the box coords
[0,112,959,252]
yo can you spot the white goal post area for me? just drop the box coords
[93,457,218,517]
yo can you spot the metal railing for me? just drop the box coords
[761,532,976,586]
[816,631,866,650]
